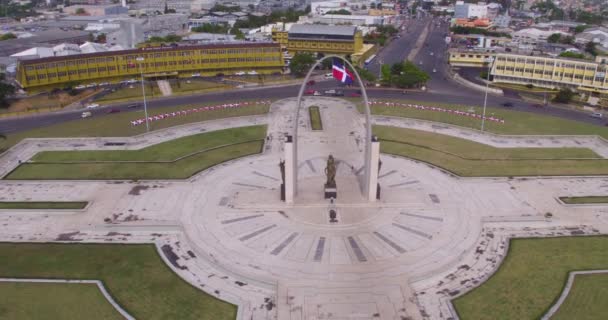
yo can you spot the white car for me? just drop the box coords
[74,85,86,90]
[81,111,92,118]
[85,103,99,109]
[191,73,201,77]
[433,68,437,73]
[247,70,258,75]
[430,52,434,56]
[86,83,97,88]
[324,73,333,79]
[591,112,603,118]
[98,82,110,86]
[313,91,322,96]
[235,71,246,76]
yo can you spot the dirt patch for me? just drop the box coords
[56,231,82,241]
[161,244,187,270]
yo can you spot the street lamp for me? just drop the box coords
[481,57,494,132]
[136,56,150,132]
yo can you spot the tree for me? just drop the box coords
[164,0,168,14]
[75,7,86,14]
[0,73,15,108]
[231,28,245,40]
[326,9,351,15]
[585,41,598,56]
[0,33,16,41]
[390,61,430,88]
[354,66,376,82]
[553,88,574,103]
[95,33,106,43]
[390,62,403,75]
[574,25,590,34]
[547,33,561,43]
[289,52,315,77]
[559,51,586,59]
[380,64,391,84]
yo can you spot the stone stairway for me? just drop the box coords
[157,80,173,96]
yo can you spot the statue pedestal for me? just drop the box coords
[324,183,337,199]
[280,183,285,201]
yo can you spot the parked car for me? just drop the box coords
[247,70,258,75]
[106,108,120,114]
[98,82,110,86]
[501,102,514,108]
[324,89,336,95]
[313,91,322,96]
[591,112,603,118]
[127,103,141,109]
[349,92,361,97]
[306,80,316,86]
[74,85,86,90]
[235,71,246,76]
[333,90,344,96]
[85,103,100,109]
[532,103,545,108]
[304,89,315,95]
[324,73,333,79]
[81,111,92,118]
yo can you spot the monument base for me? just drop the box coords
[280,183,285,201]
[376,183,381,200]
[324,183,337,199]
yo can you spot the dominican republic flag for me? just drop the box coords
[332,58,354,84]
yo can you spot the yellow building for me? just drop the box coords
[16,43,284,91]
[271,24,372,64]
[491,53,608,94]
[448,49,495,67]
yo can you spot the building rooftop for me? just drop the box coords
[289,24,357,37]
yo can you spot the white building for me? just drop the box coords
[10,47,54,59]
[454,1,488,19]
[52,43,81,56]
[513,28,569,45]
[575,27,608,51]
[307,14,383,26]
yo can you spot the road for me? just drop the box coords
[1,13,605,135]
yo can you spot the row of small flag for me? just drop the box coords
[129,100,271,126]
[370,101,506,124]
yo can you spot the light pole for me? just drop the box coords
[136,56,150,132]
[481,57,494,132]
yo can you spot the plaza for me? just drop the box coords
[0,94,607,319]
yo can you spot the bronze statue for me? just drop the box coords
[279,160,285,184]
[325,155,336,187]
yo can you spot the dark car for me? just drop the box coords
[127,103,141,109]
[333,90,344,96]
[501,102,514,107]
[306,80,316,86]
[532,103,544,108]
[106,108,121,114]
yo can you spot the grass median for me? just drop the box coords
[0,202,87,209]
[358,99,608,139]
[551,273,608,320]
[0,243,237,320]
[0,100,270,153]
[559,196,608,204]
[453,236,608,320]
[6,125,266,180]
[375,126,608,176]
[309,106,323,130]
[0,282,123,319]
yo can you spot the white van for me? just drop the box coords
[81,111,92,118]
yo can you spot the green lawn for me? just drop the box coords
[309,106,323,130]
[0,101,270,153]
[551,273,608,320]
[453,236,608,320]
[0,202,87,209]
[560,196,608,204]
[6,126,266,180]
[0,282,123,319]
[172,80,230,93]
[360,99,608,139]
[375,126,608,176]
[0,243,237,320]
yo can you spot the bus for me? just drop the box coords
[364,54,377,66]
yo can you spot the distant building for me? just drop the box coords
[63,5,128,16]
[512,28,569,45]
[308,14,384,26]
[453,18,491,28]
[454,1,488,19]
[575,27,608,51]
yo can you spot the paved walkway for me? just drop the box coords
[0,98,607,320]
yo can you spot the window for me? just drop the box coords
[67,61,75,66]
[57,62,65,67]
[48,73,56,78]
[37,74,46,80]
[25,66,34,71]
[98,67,107,72]
[26,75,35,81]
[96,58,105,63]
[108,66,116,71]
[88,68,97,73]
[35,65,44,70]
[69,70,77,75]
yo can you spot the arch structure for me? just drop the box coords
[290,55,374,201]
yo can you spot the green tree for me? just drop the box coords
[390,62,403,75]
[547,33,561,43]
[325,9,351,15]
[354,66,376,82]
[391,60,430,88]
[289,52,315,77]
[0,73,15,108]
[559,51,586,59]
[0,33,16,41]
[231,28,245,40]
[75,7,86,14]
[380,64,391,84]
[574,25,590,33]
[164,34,182,42]
[553,88,574,103]
[585,41,598,56]
[210,4,241,12]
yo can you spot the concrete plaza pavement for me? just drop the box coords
[0,97,607,319]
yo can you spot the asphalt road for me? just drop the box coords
[1,13,605,135]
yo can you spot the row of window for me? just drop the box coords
[24,49,281,71]
[497,57,595,70]
[496,64,607,77]
[496,67,605,82]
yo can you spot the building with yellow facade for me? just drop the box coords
[491,53,608,94]
[448,49,495,67]
[271,24,375,65]
[16,42,284,91]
